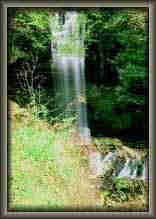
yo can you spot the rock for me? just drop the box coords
[88,145,148,181]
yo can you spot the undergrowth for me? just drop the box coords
[8,100,148,211]
[8,102,100,211]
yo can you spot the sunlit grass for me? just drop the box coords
[8,100,148,211]
[8,104,101,211]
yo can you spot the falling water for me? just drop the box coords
[89,151,147,180]
[89,152,116,177]
[50,11,148,181]
[50,11,91,145]
[116,158,146,180]
[116,159,133,178]
[140,157,148,181]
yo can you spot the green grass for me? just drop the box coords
[8,100,148,211]
[8,114,101,211]
[9,124,64,210]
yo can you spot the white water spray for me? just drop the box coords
[50,11,91,145]
[89,151,147,180]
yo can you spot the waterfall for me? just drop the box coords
[116,158,146,180]
[50,11,148,182]
[140,157,148,181]
[89,152,116,177]
[50,11,91,145]
[117,159,133,178]
[89,150,147,180]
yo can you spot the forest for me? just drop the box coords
[8,8,148,211]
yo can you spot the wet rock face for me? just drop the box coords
[88,150,148,181]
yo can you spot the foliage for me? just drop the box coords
[83,8,148,137]
[84,7,147,91]
[8,8,52,63]
[8,8,56,123]
[8,112,101,210]
[8,99,148,210]
[8,8,148,138]
[100,177,148,209]
[7,8,148,211]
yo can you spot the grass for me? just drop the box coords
[8,101,101,211]
[8,100,148,211]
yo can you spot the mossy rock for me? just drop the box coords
[92,137,123,154]
[8,100,30,122]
